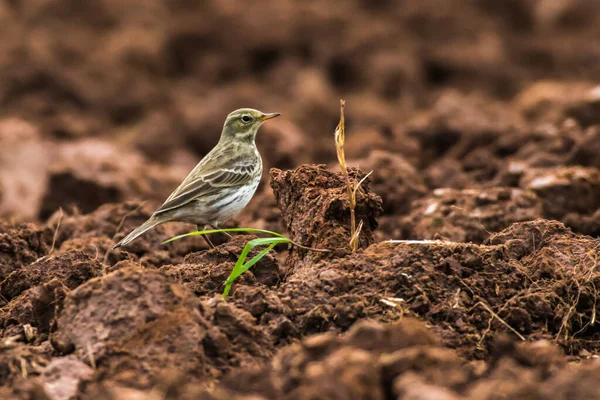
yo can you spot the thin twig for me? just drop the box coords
[472,301,526,341]
[20,358,27,378]
[289,240,331,253]
[87,343,97,370]
[49,208,64,254]
[104,202,145,266]
[386,239,455,245]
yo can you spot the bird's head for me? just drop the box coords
[220,108,280,143]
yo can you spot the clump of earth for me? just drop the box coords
[2,1,600,399]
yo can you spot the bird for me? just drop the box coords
[113,108,280,249]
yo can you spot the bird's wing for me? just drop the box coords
[154,161,257,215]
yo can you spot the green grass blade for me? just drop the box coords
[239,243,278,272]
[226,237,289,284]
[222,237,289,298]
[163,227,292,298]
[222,243,277,298]
[224,237,277,286]
[234,238,290,277]
[162,227,287,244]
[244,237,290,248]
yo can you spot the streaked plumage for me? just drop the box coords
[113,108,279,249]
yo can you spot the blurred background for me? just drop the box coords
[0,0,599,225]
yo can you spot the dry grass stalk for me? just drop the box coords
[334,100,354,238]
[20,358,27,378]
[87,343,97,369]
[349,220,363,252]
[49,207,63,254]
[472,301,526,341]
[334,100,372,252]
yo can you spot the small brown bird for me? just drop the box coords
[113,108,279,249]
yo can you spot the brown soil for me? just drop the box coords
[2,1,600,399]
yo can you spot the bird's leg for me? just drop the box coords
[211,223,232,238]
[198,224,215,249]
[209,223,235,257]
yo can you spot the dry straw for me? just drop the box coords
[334,100,372,252]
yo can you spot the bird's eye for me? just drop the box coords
[241,115,252,123]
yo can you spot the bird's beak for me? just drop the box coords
[260,113,281,121]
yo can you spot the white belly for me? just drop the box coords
[171,178,261,226]
[212,179,261,224]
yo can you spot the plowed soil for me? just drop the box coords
[2,1,600,399]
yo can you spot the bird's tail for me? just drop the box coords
[113,216,162,249]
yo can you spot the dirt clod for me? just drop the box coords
[351,150,427,215]
[270,165,383,267]
[160,234,280,296]
[2,1,600,398]
[399,187,543,243]
[521,166,600,219]
[0,120,50,222]
[40,356,94,400]
[0,222,47,282]
[1,251,102,301]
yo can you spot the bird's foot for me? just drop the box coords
[198,225,216,249]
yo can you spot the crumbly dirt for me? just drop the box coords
[2,1,600,399]
[393,187,543,243]
[270,165,383,268]
[0,223,48,282]
[160,234,281,297]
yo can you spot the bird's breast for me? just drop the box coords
[211,177,261,223]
